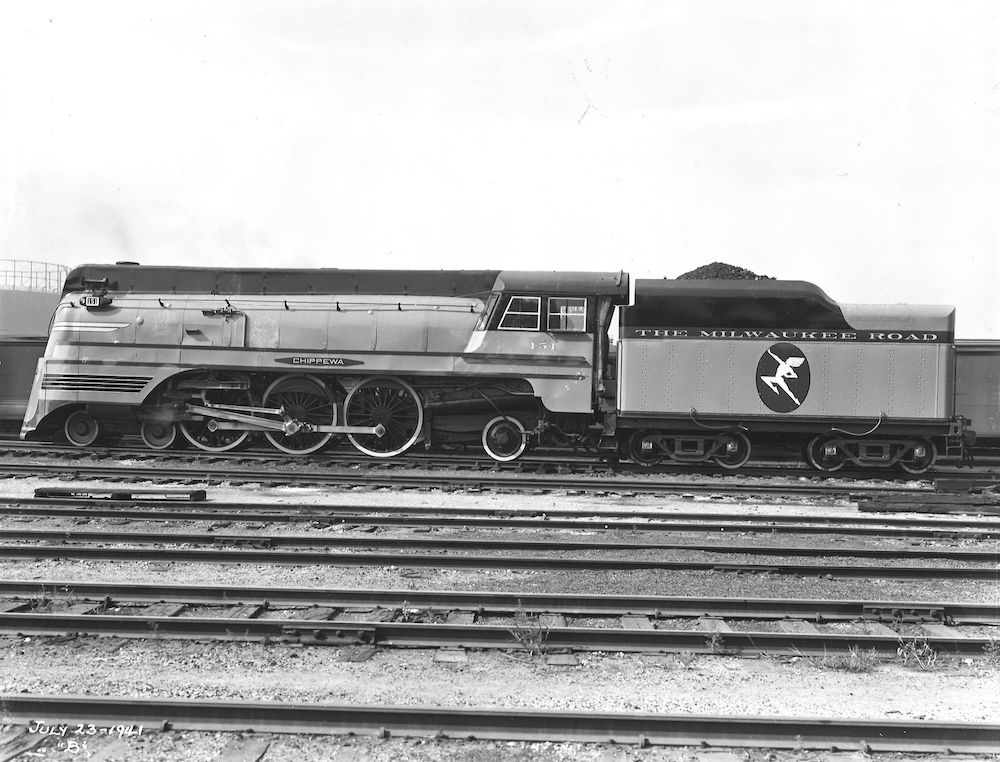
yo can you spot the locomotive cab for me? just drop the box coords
[457,270,629,458]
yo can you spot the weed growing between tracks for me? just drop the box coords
[792,639,947,672]
[983,638,1000,666]
[27,585,90,614]
[896,637,940,670]
[507,607,550,661]
[793,645,881,673]
[397,603,447,624]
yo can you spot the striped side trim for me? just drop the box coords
[41,374,151,393]
[52,322,131,333]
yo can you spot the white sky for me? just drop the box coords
[1,1,997,337]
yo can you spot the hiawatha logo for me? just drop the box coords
[755,343,810,413]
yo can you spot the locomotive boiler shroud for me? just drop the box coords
[615,279,967,473]
[21,265,629,459]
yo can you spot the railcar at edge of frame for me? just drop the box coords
[955,340,1000,446]
[0,260,67,430]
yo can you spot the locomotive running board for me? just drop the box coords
[184,404,385,437]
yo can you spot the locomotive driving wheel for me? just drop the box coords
[263,374,338,455]
[180,383,255,452]
[713,432,752,470]
[898,438,937,475]
[482,416,528,462]
[344,376,423,458]
[64,410,101,447]
[805,435,846,472]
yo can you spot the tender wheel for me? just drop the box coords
[345,376,423,458]
[180,384,254,453]
[263,375,338,455]
[64,410,100,447]
[627,431,664,467]
[806,435,846,472]
[713,432,752,470]
[482,416,527,462]
[899,439,937,475]
[140,420,177,450]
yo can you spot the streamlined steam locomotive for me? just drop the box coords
[19,264,972,473]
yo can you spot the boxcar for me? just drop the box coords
[0,261,65,429]
[955,340,1000,443]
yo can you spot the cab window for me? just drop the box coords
[499,296,541,330]
[547,297,587,332]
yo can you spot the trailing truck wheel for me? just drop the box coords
[713,432,752,470]
[263,375,338,455]
[627,431,664,467]
[345,376,423,458]
[899,439,937,475]
[140,420,177,450]
[180,386,254,453]
[482,416,527,462]
[805,435,846,472]
[64,410,100,447]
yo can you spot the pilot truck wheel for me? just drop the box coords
[140,420,177,450]
[63,410,101,447]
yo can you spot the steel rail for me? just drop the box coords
[2,507,997,541]
[0,612,992,657]
[11,496,1000,530]
[4,694,998,752]
[5,433,998,481]
[0,543,995,579]
[0,461,935,496]
[5,579,997,623]
[2,528,996,562]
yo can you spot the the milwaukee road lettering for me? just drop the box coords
[621,328,949,343]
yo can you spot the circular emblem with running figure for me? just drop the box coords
[756,342,810,413]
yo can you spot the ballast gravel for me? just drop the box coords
[1,473,998,761]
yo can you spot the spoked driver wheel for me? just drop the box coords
[899,438,937,475]
[627,430,664,467]
[64,410,101,447]
[263,374,338,455]
[713,432,752,470]
[180,384,254,453]
[345,376,423,458]
[806,435,846,472]
[482,416,527,462]
[140,420,177,450]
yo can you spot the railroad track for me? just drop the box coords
[4,435,998,482]
[2,527,996,563]
[4,694,998,752]
[6,579,998,623]
[0,459,970,498]
[2,542,996,579]
[0,604,994,657]
[13,494,1000,528]
[5,498,998,538]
